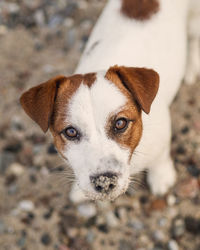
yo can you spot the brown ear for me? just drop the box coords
[107,66,159,114]
[20,76,67,133]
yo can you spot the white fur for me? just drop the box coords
[67,0,200,201]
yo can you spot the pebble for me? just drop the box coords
[0,152,15,174]
[119,239,132,250]
[181,126,189,134]
[48,15,63,28]
[187,164,200,177]
[167,195,176,206]
[0,25,7,35]
[65,28,77,49]
[105,211,119,228]
[118,207,128,223]
[34,10,45,26]
[6,3,20,14]
[47,144,57,154]
[64,18,74,28]
[176,145,186,155]
[175,177,199,198]
[18,200,35,212]
[128,219,144,230]
[171,217,185,238]
[86,230,95,243]
[43,64,55,73]
[0,220,5,234]
[77,203,96,218]
[8,163,24,176]
[153,230,165,241]
[168,240,179,250]
[3,142,22,153]
[8,184,18,195]
[184,216,200,234]
[97,224,109,233]
[41,233,52,246]
[150,199,167,211]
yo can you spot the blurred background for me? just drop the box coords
[0,0,200,249]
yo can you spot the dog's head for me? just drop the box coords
[20,66,159,200]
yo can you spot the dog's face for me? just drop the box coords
[20,66,159,200]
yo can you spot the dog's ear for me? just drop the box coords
[20,76,67,133]
[106,66,159,114]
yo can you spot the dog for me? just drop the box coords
[20,0,200,202]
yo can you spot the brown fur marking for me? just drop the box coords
[106,65,159,114]
[50,73,96,152]
[121,0,159,21]
[20,72,96,152]
[105,68,143,159]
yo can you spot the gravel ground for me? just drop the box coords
[0,1,200,250]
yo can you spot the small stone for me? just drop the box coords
[181,126,189,134]
[43,64,55,73]
[8,163,24,176]
[150,199,167,211]
[47,144,57,154]
[8,184,18,195]
[128,219,144,230]
[176,145,186,155]
[3,142,22,153]
[64,18,74,28]
[118,207,128,223]
[105,211,119,228]
[77,203,96,218]
[167,195,176,206]
[168,240,179,250]
[97,224,109,233]
[171,217,185,238]
[0,152,16,174]
[48,15,63,28]
[153,230,165,241]
[65,28,77,49]
[184,216,200,234]
[187,164,200,177]
[0,220,5,234]
[119,239,132,250]
[0,25,8,35]
[6,3,20,13]
[86,231,95,243]
[18,200,35,212]
[34,10,45,26]
[175,177,199,198]
[41,233,52,246]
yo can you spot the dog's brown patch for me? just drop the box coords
[50,73,96,152]
[20,73,96,153]
[83,73,97,88]
[105,68,143,158]
[121,0,159,21]
[105,65,159,159]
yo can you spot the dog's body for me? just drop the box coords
[20,0,200,202]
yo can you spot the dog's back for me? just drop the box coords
[75,0,189,105]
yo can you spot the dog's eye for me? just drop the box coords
[114,118,128,132]
[62,126,80,140]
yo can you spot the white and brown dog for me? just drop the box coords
[20,0,200,202]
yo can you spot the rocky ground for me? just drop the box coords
[0,1,200,250]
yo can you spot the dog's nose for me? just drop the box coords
[90,172,118,193]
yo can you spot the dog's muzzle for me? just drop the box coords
[90,172,118,194]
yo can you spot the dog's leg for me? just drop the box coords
[184,0,200,85]
[147,147,176,196]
